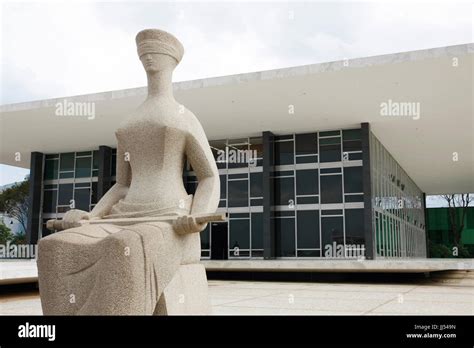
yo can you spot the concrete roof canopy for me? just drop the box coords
[0,44,473,194]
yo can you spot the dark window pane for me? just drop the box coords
[220,175,227,199]
[296,155,318,164]
[349,152,363,161]
[273,211,295,217]
[343,129,362,152]
[251,213,263,249]
[319,137,340,146]
[321,209,343,215]
[91,182,98,204]
[230,213,250,219]
[58,184,73,206]
[93,151,99,170]
[229,173,247,179]
[228,180,249,207]
[295,133,318,155]
[320,175,343,203]
[74,188,90,211]
[274,177,294,206]
[319,130,340,137]
[321,217,344,255]
[76,151,92,156]
[250,198,263,206]
[297,196,319,204]
[42,190,57,213]
[60,152,75,172]
[320,168,341,174]
[59,172,74,179]
[273,170,293,177]
[275,141,294,165]
[44,159,58,180]
[275,218,295,257]
[345,209,365,245]
[344,167,363,193]
[74,183,90,188]
[298,250,320,257]
[201,224,210,250]
[342,129,361,141]
[320,144,341,162]
[111,154,117,176]
[229,219,250,250]
[297,210,320,249]
[250,172,263,197]
[345,194,364,202]
[296,169,318,195]
[343,140,362,152]
[75,157,92,178]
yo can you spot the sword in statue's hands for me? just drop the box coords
[46,212,226,234]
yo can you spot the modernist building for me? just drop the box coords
[1,44,472,261]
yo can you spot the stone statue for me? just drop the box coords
[37,29,221,315]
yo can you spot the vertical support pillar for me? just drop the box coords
[262,131,275,259]
[97,145,112,200]
[423,192,430,258]
[361,123,375,260]
[26,151,44,244]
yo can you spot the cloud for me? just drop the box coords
[0,1,471,104]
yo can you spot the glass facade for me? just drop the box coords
[41,150,116,238]
[191,137,264,259]
[370,133,426,258]
[42,151,99,237]
[271,130,364,258]
[38,127,426,260]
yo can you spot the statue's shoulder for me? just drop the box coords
[178,107,203,132]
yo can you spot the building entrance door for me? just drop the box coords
[211,222,228,260]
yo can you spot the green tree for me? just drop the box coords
[0,220,14,244]
[0,180,29,233]
[11,230,27,244]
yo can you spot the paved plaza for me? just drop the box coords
[1,279,473,315]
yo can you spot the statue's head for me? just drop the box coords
[136,29,184,73]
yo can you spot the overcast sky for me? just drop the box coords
[0,0,472,204]
[1,0,472,104]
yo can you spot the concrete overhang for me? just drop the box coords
[1,44,473,194]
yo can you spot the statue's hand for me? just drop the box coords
[62,209,90,229]
[173,215,207,235]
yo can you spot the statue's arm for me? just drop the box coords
[186,117,220,215]
[89,142,130,218]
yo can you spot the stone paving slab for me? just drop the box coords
[1,280,472,315]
